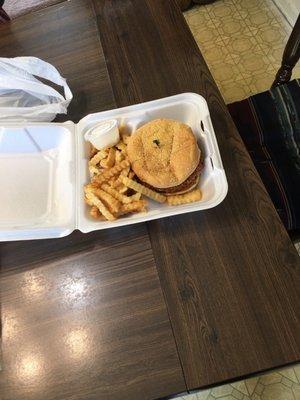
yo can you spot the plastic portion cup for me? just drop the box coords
[84,119,120,150]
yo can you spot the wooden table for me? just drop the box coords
[0,1,299,399]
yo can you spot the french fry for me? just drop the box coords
[108,176,119,187]
[129,192,141,201]
[101,183,132,204]
[110,178,120,188]
[107,147,116,166]
[100,147,116,169]
[85,184,120,213]
[100,158,107,168]
[84,182,99,193]
[128,171,135,179]
[110,166,130,189]
[84,194,94,206]
[110,166,130,187]
[116,141,127,153]
[92,160,130,185]
[90,145,98,158]
[118,185,128,194]
[167,188,202,205]
[120,166,130,177]
[115,150,124,163]
[89,165,101,177]
[90,206,102,219]
[85,192,116,221]
[93,188,120,213]
[120,200,147,215]
[89,149,107,166]
[120,176,166,203]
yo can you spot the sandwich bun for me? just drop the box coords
[127,118,201,194]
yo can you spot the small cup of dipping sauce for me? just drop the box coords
[84,119,120,150]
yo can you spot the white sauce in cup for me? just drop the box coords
[84,119,120,150]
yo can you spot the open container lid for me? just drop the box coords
[0,122,76,240]
[0,93,228,241]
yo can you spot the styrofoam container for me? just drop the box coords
[0,93,228,241]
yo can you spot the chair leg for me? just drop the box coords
[272,14,300,87]
[0,7,10,22]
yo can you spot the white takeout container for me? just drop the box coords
[0,93,228,241]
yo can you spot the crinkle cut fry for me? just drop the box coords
[85,191,116,221]
[121,176,166,203]
[92,160,130,185]
[167,188,202,205]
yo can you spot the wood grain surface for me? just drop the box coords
[95,0,300,391]
[0,1,186,399]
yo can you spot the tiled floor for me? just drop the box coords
[176,365,300,400]
[184,0,300,104]
[180,2,300,399]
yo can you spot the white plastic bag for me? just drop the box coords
[0,57,73,122]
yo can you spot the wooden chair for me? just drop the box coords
[272,15,300,87]
[228,15,300,235]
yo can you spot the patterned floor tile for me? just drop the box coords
[185,7,213,33]
[231,388,244,399]
[279,367,298,383]
[292,383,300,399]
[216,78,252,104]
[236,53,275,80]
[294,364,300,381]
[255,23,290,50]
[184,0,295,104]
[182,393,199,400]
[191,27,224,51]
[243,7,282,29]
[262,382,294,400]
[259,372,282,385]
[196,389,211,400]
[202,45,233,66]
[205,1,238,19]
[211,383,233,397]
[264,44,287,66]
[245,376,259,395]
[292,64,300,80]
[282,376,294,388]
[212,13,252,38]
[233,0,276,14]
[231,381,249,396]
[208,61,241,84]
[254,382,265,395]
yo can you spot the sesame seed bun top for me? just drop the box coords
[127,119,201,189]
